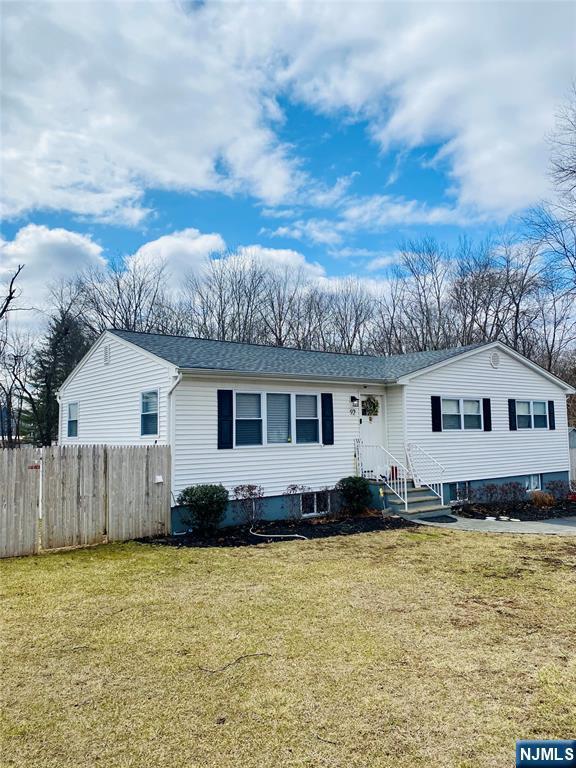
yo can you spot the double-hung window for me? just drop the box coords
[141,391,158,436]
[235,393,263,446]
[266,393,291,444]
[234,392,321,446]
[441,398,482,430]
[295,394,319,444]
[67,402,79,438]
[516,400,548,430]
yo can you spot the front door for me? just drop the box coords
[359,394,384,446]
[358,394,385,479]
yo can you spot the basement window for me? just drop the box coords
[301,490,330,517]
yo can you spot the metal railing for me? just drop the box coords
[354,439,409,510]
[406,442,445,505]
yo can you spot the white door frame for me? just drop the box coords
[358,391,386,448]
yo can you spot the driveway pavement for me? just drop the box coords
[409,514,576,535]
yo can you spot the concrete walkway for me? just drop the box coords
[408,513,576,535]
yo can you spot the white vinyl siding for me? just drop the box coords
[172,376,364,497]
[384,385,405,458]
[404,347,570,482]
[59,334,173,444]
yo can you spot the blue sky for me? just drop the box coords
[1,0,575,313]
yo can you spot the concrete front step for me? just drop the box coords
[387,493,440,506]
[401,505,452,518]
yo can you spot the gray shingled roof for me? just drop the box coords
[110,329,484,382]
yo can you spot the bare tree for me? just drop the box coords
[0,265,25,357]
[0,332,33,447]
[71,258,178,335]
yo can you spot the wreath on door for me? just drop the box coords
[363,395,379,418]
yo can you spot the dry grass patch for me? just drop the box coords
[1,528,575,768]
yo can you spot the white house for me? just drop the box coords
[57,330,574,521]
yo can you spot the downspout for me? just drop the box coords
[167,371,182,505]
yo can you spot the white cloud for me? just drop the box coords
[128,228,226,287]
[2,1,572,228]
[366,253,403,272]
[1,1,301,223]
[0,224,106,328]
[267,219,343,246]
[235,245,326,278]
[267,192,473,245]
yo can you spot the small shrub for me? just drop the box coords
[336,476,372,515]
[499,482,527,510]
[481,483,501,507]
[233,484,264,527]
[531,491,555,509]
[546,480,570,501]
[176,484,229,536]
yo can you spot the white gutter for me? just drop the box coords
[167,372,182,502]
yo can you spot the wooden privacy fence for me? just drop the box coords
[0,445,171,558]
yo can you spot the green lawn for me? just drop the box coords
[1,528,575,768]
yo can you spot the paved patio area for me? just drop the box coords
[409,513,576,535]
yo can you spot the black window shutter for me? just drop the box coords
[508,399,517,431]
[217,390,233,449]
[321,393,334,445]
[482,398,492,431]
[548,400,556,430]
[431,396,442,432]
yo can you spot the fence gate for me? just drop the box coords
[42,445,107,550]
[0,445,171,558]
[0,447,41,558]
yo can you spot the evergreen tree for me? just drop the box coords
[23,312,91,445]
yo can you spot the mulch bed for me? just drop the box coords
[140,510,415,548]
[454,501,576,522]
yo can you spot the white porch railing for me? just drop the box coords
[354,439,409,511]
[406,442,445,505]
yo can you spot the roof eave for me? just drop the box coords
[178,366,394,386]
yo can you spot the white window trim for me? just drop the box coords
[440,397,483,431]
[516,400,548,430]
[234,390,265,448]
[233,391,321,448]
[140,389,159,438]
[67,401,79,440]
[294,392,321,446]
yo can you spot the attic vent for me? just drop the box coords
[489,351,500,369]
[103,344,111,365]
